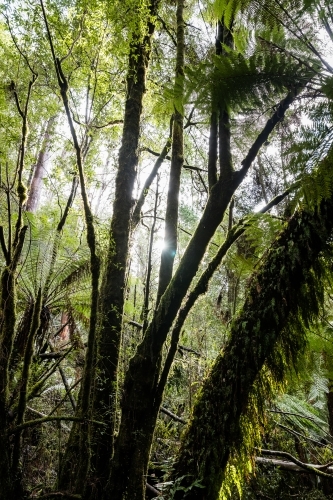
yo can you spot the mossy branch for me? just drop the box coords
[10,416,106,434]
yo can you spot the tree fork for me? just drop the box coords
[107,64,301,500]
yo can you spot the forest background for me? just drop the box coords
[1,0,333,499]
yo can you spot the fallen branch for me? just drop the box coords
[257,449,333,478]
[11,415,105,433]
[146,483,162,496]
[160,407,186,424]
[256,457,333,474]
[33,492,81,499]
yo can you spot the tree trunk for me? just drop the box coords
[170,192,333,499]
[0,228,28,500]
[157,0,185,304]
[105,17,303,500]
[26,115,56,213]
[86,2,159,497]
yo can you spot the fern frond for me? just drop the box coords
[186,47,312,115]
[275,392,329,439]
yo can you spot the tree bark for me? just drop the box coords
[157,0,185,304]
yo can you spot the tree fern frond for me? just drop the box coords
[290,146,333,210]
[186,47,313,115]
[275,392,329,439]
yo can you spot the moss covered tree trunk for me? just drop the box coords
[0,269,18,500]
[169,193,333,500]
[0,73,35,500]
[83,2,159,498]
[0,228,28,499]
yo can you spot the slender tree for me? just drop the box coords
[26,116,56,213]
[157,0,185,304]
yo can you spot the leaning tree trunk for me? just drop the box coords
[170,178,333,499]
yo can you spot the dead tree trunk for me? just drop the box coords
[26,115,56,213]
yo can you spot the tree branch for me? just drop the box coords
[0,227,9,263]
[11,416,105,434]
[238,87,304,181]
[132,121,172,230]
[160,406,186,424]
[258,449,333,478]
[142,147,207,172]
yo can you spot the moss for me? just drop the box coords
[17,181,27,205]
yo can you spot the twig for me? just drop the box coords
[72,116,123,129]
[142,147,207,172]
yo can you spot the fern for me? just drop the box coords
[185,45,313,116]
[274,391,330,441]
